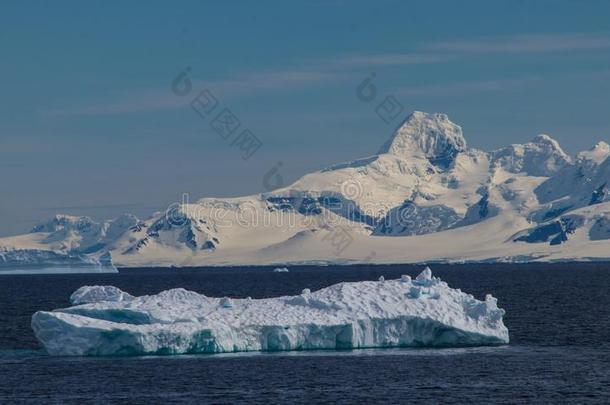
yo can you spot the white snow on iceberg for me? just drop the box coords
[31,268,509,356]
[69,285,135,305]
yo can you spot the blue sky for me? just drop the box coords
[1,0,610,236]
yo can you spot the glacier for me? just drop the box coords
[31,268,508,356]
[0,249,117,274]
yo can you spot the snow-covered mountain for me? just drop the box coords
[3,111,610,268]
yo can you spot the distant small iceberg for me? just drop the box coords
[273,267,290,273]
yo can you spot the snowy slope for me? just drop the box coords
[2,111,610,267]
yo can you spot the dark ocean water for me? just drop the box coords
[1,263,610,404]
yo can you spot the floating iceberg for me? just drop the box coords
[31,268,509,356]
[273,267,290,273]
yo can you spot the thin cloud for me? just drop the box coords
[41,52,441,117]
[211,70,344,93]
[42,70,345,117]
[42,94,186,117]
[326,53,444,69]
[33,32,610,117]
[427,32,610,53]
[395,77,538,97]
[41,203,149,211]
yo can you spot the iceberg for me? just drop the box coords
[31,268,509,356]
[273,267,290,273]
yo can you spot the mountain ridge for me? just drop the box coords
[3,111,610,268]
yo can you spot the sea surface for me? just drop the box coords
[1,263,609,404]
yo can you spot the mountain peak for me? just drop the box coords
[594,141,610,150]
[530,133,569,159]
[31,214,95,233]
[532,133,553,143]
[531,133,564,150]
[491,133,570,176]
[378,111,467,167]
[577,141,610,165]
